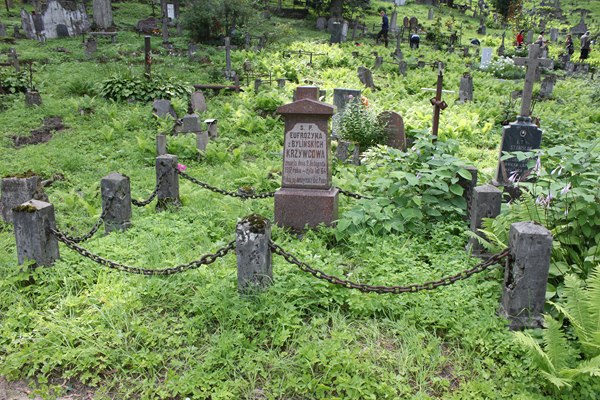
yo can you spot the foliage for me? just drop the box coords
[492,0,523,20]
[182,0,254,42]
[514,267,600,392]
[99,72,190,103]
[0,69,28,94]
[335,133,470,236]
[335,99,387,150]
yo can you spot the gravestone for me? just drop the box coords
[316,17,327,30]
[539,75,556,98]
[92,0,113,30]
[84,38,97,58]
[333,88,361,113]
[428,8,434,20]
[224,37,235,80]
[459,73,473,101]
[409,16,418,31]
[20,0,90,39]
[374,56,383,69]
[549,28,558,42]
[0,175,48,224]
[274,86,338,231]
[565,61,574,75]
[357,66,375,89]
[0,23,6,37]
[495,44,551,186]
[190,91,207,113]
[152,99,177,119]
[378,111,406,150]
[526,30,533,44]
[477,23,486,35]
[398,61,407,76]
[330,21,345,44]
[403,16,409,28]
[480,47,493,68]
[327,17,337,33]
[179,114,201,134]
[571,13,587,37]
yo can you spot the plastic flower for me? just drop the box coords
[177,163,187,172]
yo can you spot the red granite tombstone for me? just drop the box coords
[275,86,338,231]
[378,111,406,151]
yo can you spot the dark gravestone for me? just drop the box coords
[403,16,409,28]
[378,111,406,150]
[333,88,361,113]
[540,75,556,98]
[459,73,473,102]
[56,24,69,38]
[357,66,375,89]
[316,17,327,31]
[190,91,207,113]
[495,118,542,184]
[152,99,177,119]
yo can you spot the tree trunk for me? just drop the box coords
[330,0,343,19]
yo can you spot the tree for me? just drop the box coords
[492,0,522,20]
[183,0,252,42]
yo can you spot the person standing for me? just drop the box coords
[535,31,547,47]
[565,34,574,56]
[376,9,389,48]
[580,31,592,61]
[516,30,524,47]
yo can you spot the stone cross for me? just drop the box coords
[513,44,552,117]
[274,86,337,231]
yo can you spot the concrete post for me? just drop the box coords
[467,184,501,255]
[156,134,167,155]
[155,154,180,210]
[500,222,553,330]
[236,215,272,292]
[101,173,132,233]
[13,200,59,266]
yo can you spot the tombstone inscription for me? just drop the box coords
[495,44,551,185]
[274,86,338,231]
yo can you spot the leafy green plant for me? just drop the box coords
[99,72,190,103]
[335,100,387,150]
[0,70,28,94]
[514,267,600,392]
[336,133,471,236]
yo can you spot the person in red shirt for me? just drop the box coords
[516,30,524,47]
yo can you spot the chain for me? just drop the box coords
[131,173,166,207]
[177,170,275,199]
[269,240,509,294]
[56,213,105,243]
[51,227,236,275]
[336,187,373,200]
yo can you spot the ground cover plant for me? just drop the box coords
[0,0,599,398]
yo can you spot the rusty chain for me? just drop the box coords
[269,240,509,294]
[177,170,275,199]
[50,227,236,275]
[131,172,167,207]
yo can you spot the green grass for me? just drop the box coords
[0,0,599,398]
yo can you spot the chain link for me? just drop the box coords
[335,187,373,200]
[56,214,105,243]
[269,240,509,294]
[177,170,275,199]
[131,173,167,207]
[51,227,236,275]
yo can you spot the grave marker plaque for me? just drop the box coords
[274,86,338,230]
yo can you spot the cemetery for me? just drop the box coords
[0,0,599,398]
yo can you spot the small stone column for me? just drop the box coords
[1,175,47,223]
[277,78,286,88]
[254,79,262,93]
[25,90,42,107]
[155,154,180,210]
[13,200,59,266]
[101,173,132,233]
[374,56,383,69]
[467,184,501,255]
[156,134,167,155]
[236,215,272,292]
[500,222,552,330]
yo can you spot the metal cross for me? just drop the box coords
[513,44,552,118]
[429,62,448,141]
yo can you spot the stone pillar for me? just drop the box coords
[25,90,42,107]
[500,222,552,330]
[467,185,501,255]
[156,134,167,155]
[277,78,286,88]
[155,154,180,210]
[236,215,272,292]
[101,173,132,233]
[1,175,48,223]
[374,56,383,69]
[13,200,59,266]
[254,79,262,93]
[92,0,113,30]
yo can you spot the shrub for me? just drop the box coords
[99,72,190,102]
[336,100,387,150]
[0,70,28,94]
[480,56,526,79]
[182,0,253,43]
